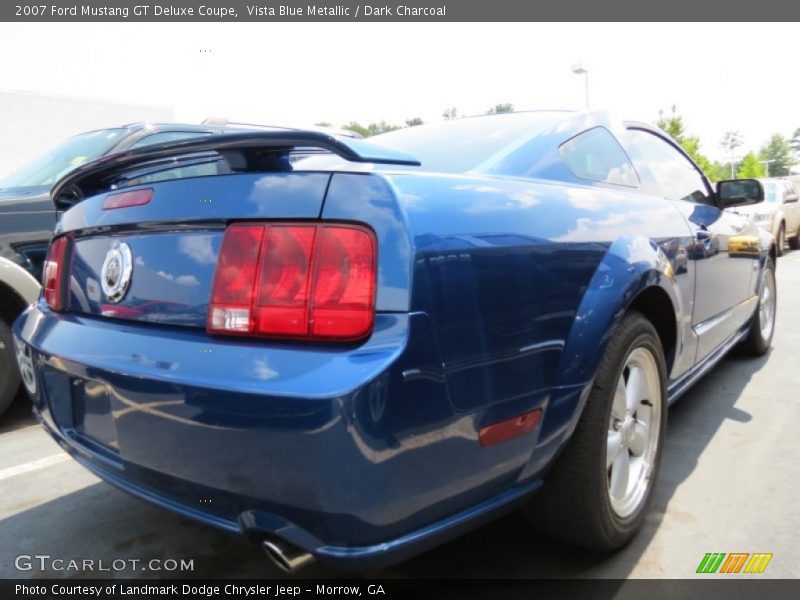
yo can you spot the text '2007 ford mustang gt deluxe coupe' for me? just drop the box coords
[13,111,776,572]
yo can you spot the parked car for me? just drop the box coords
[13,111,775,572]
[728,177,800,254]
[0,121,356,415]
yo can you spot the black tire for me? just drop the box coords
[776,225,785,257]
[739,257,776,356]
[523,311,668,551]
[0,319,22,416]
[789,229,800,251]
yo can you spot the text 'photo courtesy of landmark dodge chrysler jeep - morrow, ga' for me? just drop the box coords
[13,111,776,572]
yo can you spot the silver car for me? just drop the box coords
[731,178,800,255]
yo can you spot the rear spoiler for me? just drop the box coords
[50,130,421,210]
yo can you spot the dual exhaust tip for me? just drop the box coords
[262,538,316,574]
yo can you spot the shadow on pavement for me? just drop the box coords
[0,389,37,435]
[386,349,770,578]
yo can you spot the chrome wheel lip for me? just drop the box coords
[759,268,776,342]
[606,346,661,519]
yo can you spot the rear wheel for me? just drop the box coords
[523,311,667,551]
[0,319,22,416]
[776,225,785,257]
[739,257,776,356]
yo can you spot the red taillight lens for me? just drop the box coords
[256,226,316,336]
[208,224,265,333]
[208,223,376,341]
[311,227,376,338]
[43,235,69,311]
[102,188,153,210]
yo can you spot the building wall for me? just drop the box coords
[0,90,173,178]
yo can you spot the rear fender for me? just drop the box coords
[537,235,682,449]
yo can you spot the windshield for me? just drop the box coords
[0,128,125,189]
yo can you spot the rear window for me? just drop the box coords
[559,127,638,187]
[371,112,567,172]
[295,112,569,174]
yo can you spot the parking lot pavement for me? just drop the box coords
[2,252,799,580]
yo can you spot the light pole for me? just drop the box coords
[759,159,774,177]
[571,63,589,109]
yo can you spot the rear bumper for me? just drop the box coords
[13,304,555,570]
[36,412,539,570]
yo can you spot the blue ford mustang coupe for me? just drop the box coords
[13,111,776,572]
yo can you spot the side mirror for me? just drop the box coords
[717,179,764,208]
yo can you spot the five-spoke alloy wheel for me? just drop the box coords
[524,311,667,551]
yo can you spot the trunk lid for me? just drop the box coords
[51,131,419,328]
[63,172,330,327]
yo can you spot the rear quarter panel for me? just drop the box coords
[379,172,695,422]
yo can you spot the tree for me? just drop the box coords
[442,107,458,120]
[657,105,720,181]
[487,103,513,114]
[368,121,401,136]
[656,105,686,142]
[736,152,766,179]
[341,121,401,137]
[404,117,424,127]
[720,130,744,178]
[342,121,371,137]
[758,133,795,177]
[314,121,332,127]
[790,127,800,154]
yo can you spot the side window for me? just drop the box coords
[129,131,212,149]
[628,129,712,205]
[559,127,639,187]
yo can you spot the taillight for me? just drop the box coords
[102,188,153,210]
[43,235,69,311]
[208,223,376,341]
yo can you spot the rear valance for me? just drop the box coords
[50,130,421,210]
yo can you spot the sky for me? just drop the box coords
[1,22,797,162]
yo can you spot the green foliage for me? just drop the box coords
[717,162,733,180]
[736,152,766,179]
[404,117,424,127]
[341,122,371,137]
[758,134,795,177]
[657,106,721,181]
[442,107,458,120]
[656,105,686,141]
[487,103,514,114]
[341,120,401,137]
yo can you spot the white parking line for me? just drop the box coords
[0,453,71,481]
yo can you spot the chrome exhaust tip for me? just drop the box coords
[262,538,316,573]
